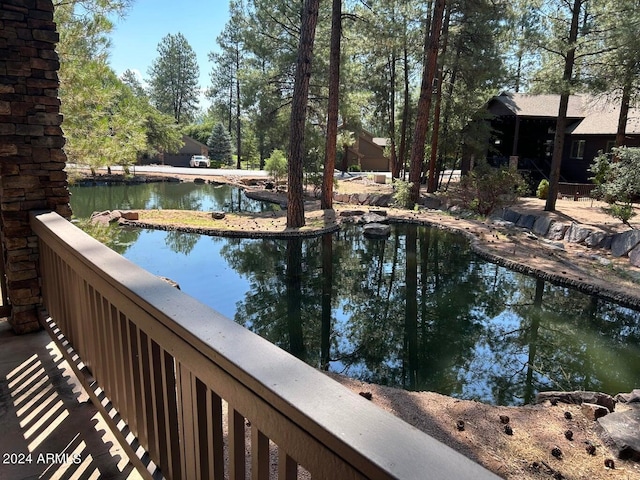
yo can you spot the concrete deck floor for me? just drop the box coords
[0,319,142,480]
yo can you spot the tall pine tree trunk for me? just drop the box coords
[545,0,582,212]
[235,46,242,169]
[616,74,632,150]
[427,6,450,193]
[322,0,342,209]
[398,41,410,179]
[408,0,446,205]
[288,0,320,227]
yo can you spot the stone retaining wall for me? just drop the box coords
[496,208,640,268]
[1,1,71,333]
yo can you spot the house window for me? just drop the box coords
[571,140,586,159]
[606,140,616,153]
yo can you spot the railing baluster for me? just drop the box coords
[209,388,224,479]
[162,350,181,480]
[131,323,148,448]
[278,451,297,480]
[151,340,169,475]
[109,307,125,419]
[141,331,160,463]
[176,363,197,479]
[252,427,269,480]
[229,407,246,480]
[118,313,135,431]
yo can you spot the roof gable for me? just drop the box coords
[491,92,640,136]
[570,105,640,135]
[492,92,587,118]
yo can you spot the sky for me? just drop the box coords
[108,0,230,108]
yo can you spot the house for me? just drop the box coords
[140,134,209,167]
[484,92,640,183]
[343,130,390,171]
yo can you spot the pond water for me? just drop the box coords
[70,183,640,406]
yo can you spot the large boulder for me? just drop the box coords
[585,231,607,248]
[629,245,640,267]
[536,391,616,411]
[361,212,388,224]
[516,214,537,230]
[565,222,595,244]
[597,408,640,460]
[532,216,553,236]
[363,223,391,238]
[546,222,570,241]
[611,229,640,257]
[502,209,521,224]
[90,210,121,225]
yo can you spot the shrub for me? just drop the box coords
[392,179,414,209]
[536,179,549,199]
[264,149,288,185]
[460,163,527,216]
[603,202,636,227]
[348,164,361,172]
[589,147,640,225]
[306,171,338,198]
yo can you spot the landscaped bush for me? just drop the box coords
[392,179,414,209]
[264,149,288,185]
[536,179,549,199]
[590,147,640,226]
[460,163,527,216]
[348,164,361,172]
[305,171,337,197]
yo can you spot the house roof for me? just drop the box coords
[493,92,587,118]
[569,105,640,135]
[493,92,640,136]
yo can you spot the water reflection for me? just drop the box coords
[215,225,640,405]
[70,185,640,406]
[70,182,279,218]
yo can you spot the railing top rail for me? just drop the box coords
[31,210,499,480]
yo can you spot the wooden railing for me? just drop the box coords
[558,182,595,201]
[31,211,499,480]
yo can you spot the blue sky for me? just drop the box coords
[108,0,230,107]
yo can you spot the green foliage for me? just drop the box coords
[590,147,640,225]
[602,203,636,227]
[460,163,527,216]
[182,119,215,146]
[348,164,361,172]
[208,123,233,165]
[144,108,184,157]
[392,179,414,209]
[265,149,288,184]
[56,2,185,173]
[536,179,549,199]
[147,33,200,124]
[305,171,338,198]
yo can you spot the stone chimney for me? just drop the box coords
[1,0,72,333]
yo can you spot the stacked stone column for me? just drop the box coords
[1,0,71,333]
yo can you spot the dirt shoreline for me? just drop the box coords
[81,170,640,479]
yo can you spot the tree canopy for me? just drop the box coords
[147,32,200,124]
[55,0,640,208]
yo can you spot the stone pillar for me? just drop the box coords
[1,0,72,333]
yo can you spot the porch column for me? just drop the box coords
[1,0,72,333]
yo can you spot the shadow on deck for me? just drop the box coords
[0,319,141,480]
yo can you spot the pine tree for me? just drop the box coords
[208,123,233,166]
[147,33,200,124]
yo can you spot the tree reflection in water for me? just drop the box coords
[219,224,640,406]
[71,181,640,406]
